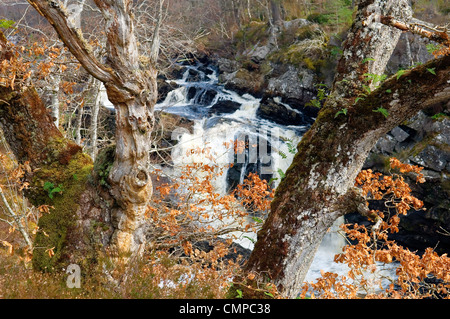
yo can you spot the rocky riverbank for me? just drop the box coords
[352,111,450,255]
[155,17,449,255]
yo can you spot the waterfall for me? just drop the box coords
[156,62,305,194]
[94,59,398,288]
[134,60,398,288]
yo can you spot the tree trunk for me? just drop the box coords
[75,102,83,145]
[269,0,282,27]
[0,34,115,270]
[239,0,450,298]
[27,0,158,258]
[89,79,101,161]
[50,73,60,128]
[0,83,102,271]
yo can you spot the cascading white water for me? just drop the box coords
[155,62,308,251]
[98,60,397,290]
[156,63,307,193]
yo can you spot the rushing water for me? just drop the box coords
[155,62,308,247]
[101,60,397,291]
[154,61,351,277]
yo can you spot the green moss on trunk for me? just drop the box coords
[31,140,93,272]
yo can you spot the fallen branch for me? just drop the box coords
[370,15,450,47]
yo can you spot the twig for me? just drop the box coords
[0,186,32,248]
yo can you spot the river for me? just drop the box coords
[103,59,397,294]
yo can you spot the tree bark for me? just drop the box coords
[1,33,114,271]
[239,0,450,298]
[50,73,61,128]
[0,83,99,271]
[74,101,83,145]
[27,0,158,257]
[89,78,101,161]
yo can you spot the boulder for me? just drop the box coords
[266,65,316,103]
[256,96,314,126]
[157,79,180,103]
[248,44,272,63]
[208,100,242,115]
[411,145,450,172]
[223,68,265,97]
[361,110,450,255]
[386,32,435,74]
[390,126,410,143]
[372,134,398,154]
[164,64,186,80]
[187,86,217,106]
[217,57,240,74]
[185,68,202,82]
[176,239,251,265]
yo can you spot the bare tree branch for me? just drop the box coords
[375,15,450,47]
[26,0,114,83]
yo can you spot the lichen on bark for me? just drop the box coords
[242,0,450,298]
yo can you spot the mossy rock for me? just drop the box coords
[234,21,269,51]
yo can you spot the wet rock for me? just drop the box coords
[187,86,217,106]
[164,64,186,80]
[157,79,180,103]
[209,99,241,115]
[185,68,202,82]
[198,64,214,76]
[256,96,313,126]
[185,240,251,265]
[411,145,450,172]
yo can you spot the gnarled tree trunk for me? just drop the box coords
[26,0,158,258]
[239,0,450,298]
